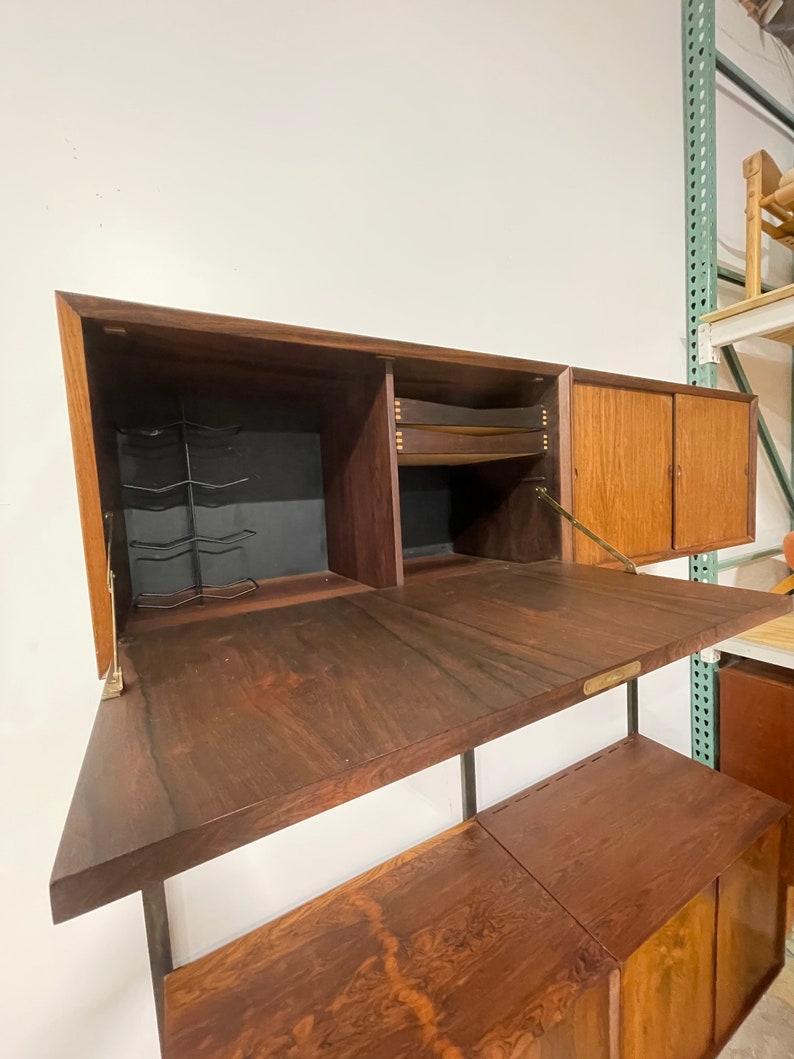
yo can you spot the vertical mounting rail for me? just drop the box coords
[460,749,477,819]
[683,0,720,767]
[142,883,174,1054]
[626,678,639,736]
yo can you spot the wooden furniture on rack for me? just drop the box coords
[50,292,790,1057]
[744,149,794,300]
[571,373,756,565]
[721,655,794,932]
[479,735,788,1059]
[698,151,794,356]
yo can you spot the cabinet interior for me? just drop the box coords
[73,307,568,665]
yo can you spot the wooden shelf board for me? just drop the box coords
[715,612,794,670]
[702,282,794,323]
[397,451,536,465]
[402,553,496,582]
[164,822,617,1059]
[701,283,794,347]
[50,561,792,924]
[124,570,369,634]
[479,734,787,963]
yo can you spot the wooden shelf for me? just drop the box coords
[402,552,495,582]
[125,570,369,634]
[702,281,794,348]
[395,424,547,465]
[164,822,618,1059]
[50,560,791,924]
[480,735,786,963]
[394,396,546,433]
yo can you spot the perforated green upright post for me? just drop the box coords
[683,0,719,766]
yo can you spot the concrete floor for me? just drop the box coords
[719,939,794,1058]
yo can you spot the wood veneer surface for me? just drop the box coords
[478,734,787,962]
[715,823,785,1045]
[721,658,794,884]
[164,822,618,1059]
[674,394,752,551]
[620,884,717,1059]
[573,385,673,564]
[51,563,791,923]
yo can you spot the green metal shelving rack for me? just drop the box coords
[682,0,794,767]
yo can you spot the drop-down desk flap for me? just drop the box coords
[51,560,791,924]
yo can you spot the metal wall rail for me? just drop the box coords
[721,343,794,515]
[716,51,794,136]
[718,545,782,571]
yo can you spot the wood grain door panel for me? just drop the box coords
[621,884,716,1059]
[573,385,673,563]
[715,821,785,1046]
[674,395,751,551]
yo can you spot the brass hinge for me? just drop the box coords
[535,487,638,575]
[101,512,124,699]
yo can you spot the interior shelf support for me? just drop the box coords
[626,678,639,736]
[142,882,173,1055]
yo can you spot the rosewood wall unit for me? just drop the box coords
[571,371,757,566]
[50,292,790,1057]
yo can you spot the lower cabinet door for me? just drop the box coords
[715,822,785,1046]
[621,884,716,1059]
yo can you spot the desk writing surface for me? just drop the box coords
[50,560,791,924]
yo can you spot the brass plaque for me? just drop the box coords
[583,660,641,696]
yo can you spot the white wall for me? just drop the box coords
[1,2,699,1056]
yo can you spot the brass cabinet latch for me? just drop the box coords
[101,512,124,699]
[535,487,638,575]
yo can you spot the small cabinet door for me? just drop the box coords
[674,394,753,552]
[573,385,673,564]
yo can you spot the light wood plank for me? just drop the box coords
[702,280,794,323]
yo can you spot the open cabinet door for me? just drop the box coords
[51,560,791,925]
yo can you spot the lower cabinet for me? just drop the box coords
[164,822,618,1059]
[479,735,786,1059]
[163,736,785,1059]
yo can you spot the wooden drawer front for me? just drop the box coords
[396,425,547,465]
[395,396,545,433]
[573,385,673,564]
[674,394,752,551]
[621,884,716,1059]
[715,821,785,1046]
